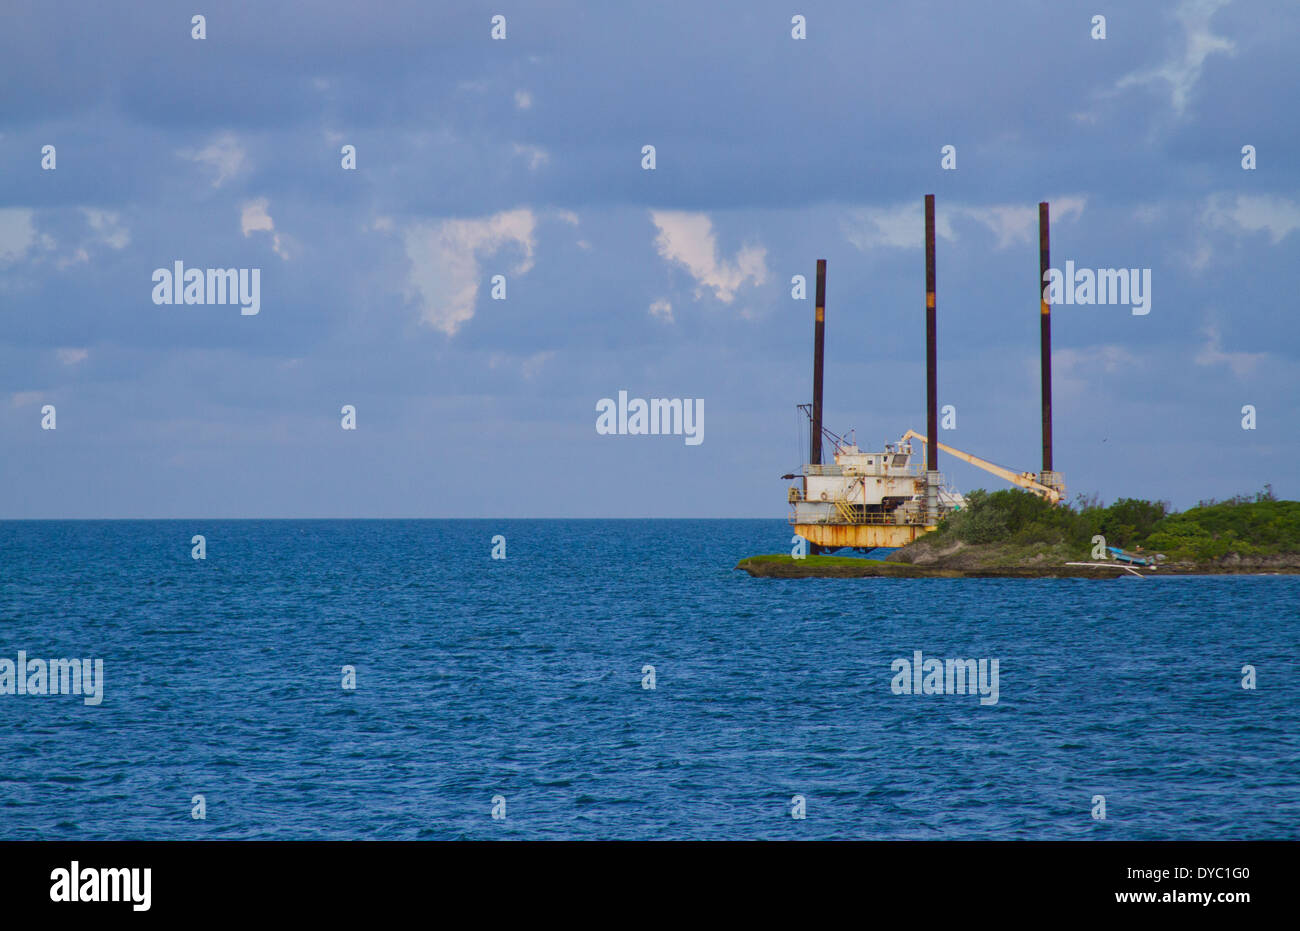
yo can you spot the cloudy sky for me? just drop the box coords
[1,0,1296,518]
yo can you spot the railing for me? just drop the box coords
[787,496,931,526]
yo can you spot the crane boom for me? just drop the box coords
[901,430,1062,504]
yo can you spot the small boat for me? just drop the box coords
[1107,546,1154,567]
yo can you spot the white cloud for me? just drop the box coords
[0,208,37,263]
[39,209,132,268]
[1202,194,1300,244]
[649,298,674,323]
[10,390,43,408]
[55,247,90,270]
[1115,0,1236,116]
[240,198,292,259]
[82,209,130,250]
[1051,344,1141,398]
[1195,324,1266,377]
[962,198,1086,248]
[1183,240,1214,272]
[1056,345,1140,375]
[845,203,952,250]
[56,348,88,366]
[846,199,1085,252]
[178,133,247,188]
[1,207,133,269]
[959,205,1036,249]
[240,199,274,236]
[403,208,537,335]
[520,351,552,378]
[489,350,553,380]
[512,143,549,171]
[514,90,533,110]
[649,211,767,303]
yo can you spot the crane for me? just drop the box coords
[900,430,1063,504]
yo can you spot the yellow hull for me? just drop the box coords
[794,523,937,548]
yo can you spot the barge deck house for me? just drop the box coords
[790,434,965,549]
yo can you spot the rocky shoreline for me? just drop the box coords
[736,540,1300,579]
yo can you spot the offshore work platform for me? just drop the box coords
[786,195,1066,551]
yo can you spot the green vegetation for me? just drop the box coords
[1143,489,1300,560]
[930,485,1299,562]
[739,486,1300,578]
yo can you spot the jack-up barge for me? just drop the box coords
[786,196,1066,552]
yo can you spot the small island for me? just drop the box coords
[738,487,1300,579]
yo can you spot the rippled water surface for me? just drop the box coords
[1,519,1296,839]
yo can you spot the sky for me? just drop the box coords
[1,0,1297,518]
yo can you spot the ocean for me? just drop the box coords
[1,519,1296,840]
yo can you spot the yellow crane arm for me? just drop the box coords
[901,430,1061,504]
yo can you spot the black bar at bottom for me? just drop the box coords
[0,840,1285,918]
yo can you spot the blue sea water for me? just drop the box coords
[0,519,1296,840]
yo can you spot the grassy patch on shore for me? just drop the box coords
[917,485,1297,562]
[734,554,961,577]
[739,554,880,568]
